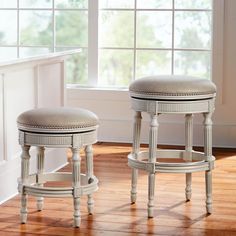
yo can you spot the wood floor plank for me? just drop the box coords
[0,143,236,235]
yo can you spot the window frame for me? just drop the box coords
[85,0,219,89]
[0,0,88,58]
[0,0,224,93]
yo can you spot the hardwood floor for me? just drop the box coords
[1,143,236,235]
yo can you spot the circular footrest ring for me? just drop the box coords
[128,150,215,173]
[18,172,99,197]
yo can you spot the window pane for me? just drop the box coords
[137,11,172,48]
[55,0,88,9]
[175,0,212,9]
[137,0,172,9]
[136,50,171,78]
[0,47,17,61]
[174,51,211,79]
[56,48,88,85]
[20,11,53,46]
[175,11,212,49]
[19,47,51,57]
[56,11,88,46]
[20,0,52,8]
[100,0,134,9]
[99,11,134,48]
[99,49,133,87]
[0,0,16,8]
[0,11,17,45]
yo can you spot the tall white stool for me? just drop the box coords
[128,75,216,217]
[17,107,99,227]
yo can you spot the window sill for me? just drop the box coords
[66,86,130,101]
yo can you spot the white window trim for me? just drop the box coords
[88,0,99,86]
[212,0,225,104]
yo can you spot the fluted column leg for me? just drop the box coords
[148,114,158,218]
[185,114,193,201]
[71,147,81,227]
[36,146,45,211]
[85,145,94,214]
[131,111,142,204]
[204,112,213,214]
[20,145,31,223]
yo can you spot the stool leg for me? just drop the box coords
[85,145,94,214]
[204,112,213,214]
[148,114,158,218]
[36,146,45,211]
[71,147,81,227]
[185,114,193,201]
[131,111,142,204]
[20,145,31,224]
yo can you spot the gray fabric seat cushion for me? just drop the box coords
[129,75,217,100]
[17,107,99,133]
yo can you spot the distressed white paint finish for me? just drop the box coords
[85,145,95,214]
[20,145,31,223]
[148,114,158,218]
[71,147,81,227]
[36,146,45,211]
[18,128,98,228]
[204,112,214,214]
[128,89,216,216]
[0,50,80,204]
[185,114,193,201]
[131,111,142,204]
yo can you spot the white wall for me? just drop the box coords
[67,0,236,148]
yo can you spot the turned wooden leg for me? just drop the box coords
[148,114,158,218]
[20,145,31,224]
[185,114,193,201]
[131,111,142,204]
[36,146,45,211]
[71,147,81,227]
[85,145,94,214]
[204,112,213,214]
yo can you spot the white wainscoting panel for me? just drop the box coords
[0,75,4,163]
[4,69,35,161]
[67,88,236,148]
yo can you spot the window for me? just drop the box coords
[0,0,215,88]
[0,0,88,84]
[98,0,212,88]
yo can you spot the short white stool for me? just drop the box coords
[17,107,99,227]
[128,75,216,217]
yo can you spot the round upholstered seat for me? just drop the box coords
[17,107,99,133]
[129,75,216,100]
[17,106,99,227]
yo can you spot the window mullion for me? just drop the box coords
[171,0,175,75]
[133,0,137,81]
[52,0,55,52]
[17,0,20,58]
[88,0,99,86]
